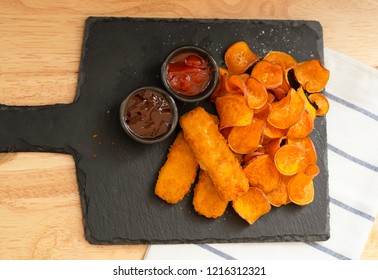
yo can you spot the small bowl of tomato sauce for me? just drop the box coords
[161,46,219,103]
[120,86,178,144]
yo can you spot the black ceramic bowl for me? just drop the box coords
[119,86,178,144]
[161,45,219,103]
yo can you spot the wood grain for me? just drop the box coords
[0,0,377,259]
[0,153,147,259]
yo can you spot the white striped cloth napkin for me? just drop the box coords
[145,48,378,260]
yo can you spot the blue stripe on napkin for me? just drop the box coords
[330,197,375,222]
[325,92,378,122]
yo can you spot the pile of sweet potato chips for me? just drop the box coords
[156,41,330,225]
[212,41,329,222]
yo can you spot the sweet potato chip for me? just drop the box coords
[232,187,271,224]
[254,103,270,120]
[287,110,314,139]
[210,67,230,102]
[269,64,295,100]
[287,172,314,206]
[219,67,229,79]
[215,95,254,129]
[263,51,297,70]
[245,77,269,109]
[251,60,283,89]
[193,170,228,218]
[297,86,317,119]
[267,175,292,207]
[274,144,307,176]
[267,88,305,129]
[243,154,280,194]
[305,164,320,178]
[308,93,330,116]
[226,74,246,93]
[293,60,330,93]
[264,122,288,139]
[225,41,259,75]
[243,149,265,166]
[255,92,275,115]
[270,82,288,100]
[228,118,265,154]
[265,137,285,160]
[239,73,250,83]
[287,137,317,165]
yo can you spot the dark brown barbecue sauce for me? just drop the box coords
[123,89,173,139]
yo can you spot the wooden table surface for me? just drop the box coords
[1,0,377,260]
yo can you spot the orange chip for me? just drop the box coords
[274,144,307,176]
[219,67,230,78]
[287,110,314,139]
[210,67,230,102]
[293,60,330,93]
[267,88,305,129]
[270,84,287,100]
[251,60,283,89]
[226,74,246,93]
[239,73,250,83]
[297,86,317,119]
[266,175,292,207]
[308,93,330,116]
[215,95,254,129]
[263,51,297,70]
[210,68,245,102]
[254,102,270,120]
[225,41,259,75]
[268,63,295,100]
[243,154,280,194]
[193,170,228,218]
[244,77,269,109]
[228,118,265,154]
[232,187,271,224]
[265,137,285,160]
[264,122,288,139]
[287,172,314,206]
[305,164,320,178]
[287,137,317,165]
[254,94,274,120]
[243,149,265,166]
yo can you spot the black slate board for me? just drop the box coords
[0,17,330,244]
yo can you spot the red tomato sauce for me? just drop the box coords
[166,52,212,96]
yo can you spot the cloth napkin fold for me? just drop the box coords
[145,48,378,260]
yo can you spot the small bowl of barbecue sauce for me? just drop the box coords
[120,86,178,144]
[161,46,219,103]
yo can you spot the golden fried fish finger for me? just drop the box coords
[193,170,228,218]
[155,132,198,204]
[180,107,249,201]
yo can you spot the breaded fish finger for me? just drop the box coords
[193,170,228,218]
[155,131,198,204]
[180,107,249,201]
